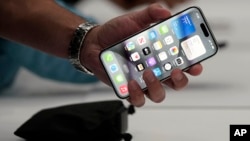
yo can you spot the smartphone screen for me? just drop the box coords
[100,7,218,99]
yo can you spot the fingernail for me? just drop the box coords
[174,73,183,81]
[145,70,156,83]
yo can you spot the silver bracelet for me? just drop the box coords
[68,22,98,75]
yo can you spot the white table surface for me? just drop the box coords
[1,0,250,141]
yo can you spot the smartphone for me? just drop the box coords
[100,7,218,99]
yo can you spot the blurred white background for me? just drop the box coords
[0,0,250,141]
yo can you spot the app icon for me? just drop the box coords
[171,14,196,39]
[153,67,162,77]
[153,41,163,50]
[147,57,157,67]
[181,35,206,60]
[142,47,151,56]
[125,42,135,51]
[136,63,145,71]
[130,52,140,62]
[158,51,168,61]
[119,85,128,95]
[149,31,157,40]
[137,36,146,45]
[104,53,113,62]
[175,57,184,66]
[159,25,169,35]
[110,64,118,73]
[169,46,179,55]
[115,74,124,83]
[164,35,174,45]
[164,63,172,71]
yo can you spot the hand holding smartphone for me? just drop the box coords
[100,7,218,99]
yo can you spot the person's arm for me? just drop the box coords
[0,0,84,58]
[0,1,202,107]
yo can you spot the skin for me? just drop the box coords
[0,1,202,107]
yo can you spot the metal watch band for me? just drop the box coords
[68,22,98,75]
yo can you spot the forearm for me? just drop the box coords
[0,0,86,58]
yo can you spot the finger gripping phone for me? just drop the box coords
[100,7,218,99]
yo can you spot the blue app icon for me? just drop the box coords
[149,31,157,40]
[153,67,162,77]
[110,64,118,73]
[171,14,196,39]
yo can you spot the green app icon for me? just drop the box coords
[115,74,124,84]
[104,53,113,62]
[159,25,169,35]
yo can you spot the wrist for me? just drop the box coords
[68,22,99,75]
[80,25,101,74]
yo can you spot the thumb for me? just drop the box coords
[130,3,171,28]
[96,3,171,48]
